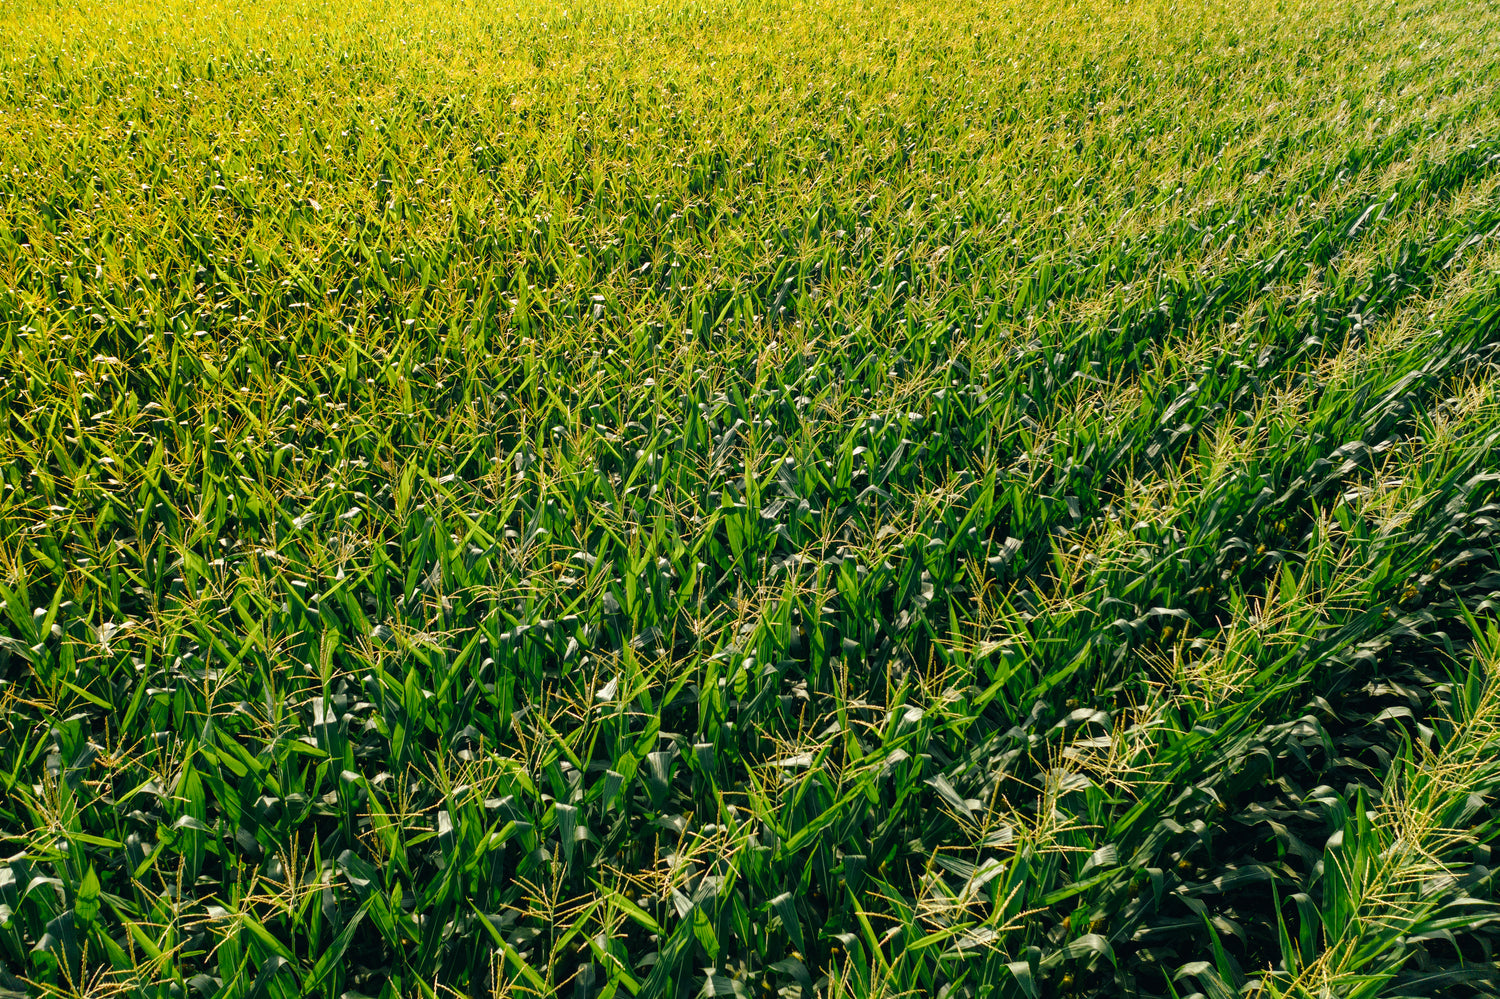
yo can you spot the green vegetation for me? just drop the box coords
[3,0,1500,995]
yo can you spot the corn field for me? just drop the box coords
[2,0,1500,996]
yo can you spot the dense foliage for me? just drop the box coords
[3,0,1500,995]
